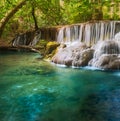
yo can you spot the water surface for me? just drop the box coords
[0,51,120,121]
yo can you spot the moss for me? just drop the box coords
[34,40,48,56]
[35,39,48,48]
[45,41,60,59]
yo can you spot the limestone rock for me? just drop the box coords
[72,48,94,67]
[52,42,94,67]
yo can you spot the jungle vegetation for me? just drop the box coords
[0,0,120,39]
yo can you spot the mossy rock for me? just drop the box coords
[35,40,48,48]
[34,40,48,56]
[45,41,60,59]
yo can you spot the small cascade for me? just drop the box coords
[30,30,41,46]
[57,21,118,46]
[89,39,120,70]
[12,30,41,46]
[57,27,64,43]
[12,31,35,46]
[13,33,27,46]
[115,32,120,41]
[93,40,120,59]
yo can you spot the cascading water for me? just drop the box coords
[57,21,117,46]
[30,30,41,46]
[11,20,120,69]
[115,32,120,41]
[12,32,32,46]
[12,30,41,46]
[52,21,120,69]
[88,40,120,70]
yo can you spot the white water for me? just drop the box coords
[115,32,120,41]
[57,21,118,46]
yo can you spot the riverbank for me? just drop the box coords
[0,39,41,53]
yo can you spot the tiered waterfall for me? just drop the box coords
[57,21,120,46]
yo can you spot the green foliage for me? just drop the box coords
[0,0,120,38]
[63,0,93,23]
[35,39,48,47]
[33,0,64,26]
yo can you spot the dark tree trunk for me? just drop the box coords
[32,7,38,30]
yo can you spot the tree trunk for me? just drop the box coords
[32,7,38,30]
[0,0,27,38]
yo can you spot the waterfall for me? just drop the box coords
[57,21,118,46]
[30,30,41,46]
[12,31,41,46]
[13,33,27,46]
[57,27,64,43]
[53,21,120,69]
[115,32,120,41]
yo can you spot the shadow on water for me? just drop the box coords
[38,89,120,121]
[79,89,120,121]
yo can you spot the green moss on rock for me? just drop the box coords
[45,41,60,59]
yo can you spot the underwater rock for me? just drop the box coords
[52,42,94,67]
[89,40,120,70]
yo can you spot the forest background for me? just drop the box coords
[0,0,120,41]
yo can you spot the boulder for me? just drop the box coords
[52,42,94,67]
[45,41,60,59]
[72,48,94,67]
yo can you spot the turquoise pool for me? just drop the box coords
[0,51,120,121]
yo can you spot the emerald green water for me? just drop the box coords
[0,51,120,121]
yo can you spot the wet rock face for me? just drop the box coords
[89,40,120,70]
[72,48,94,67]
[52,42,94,67]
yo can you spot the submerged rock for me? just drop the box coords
[52,42,94,67]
